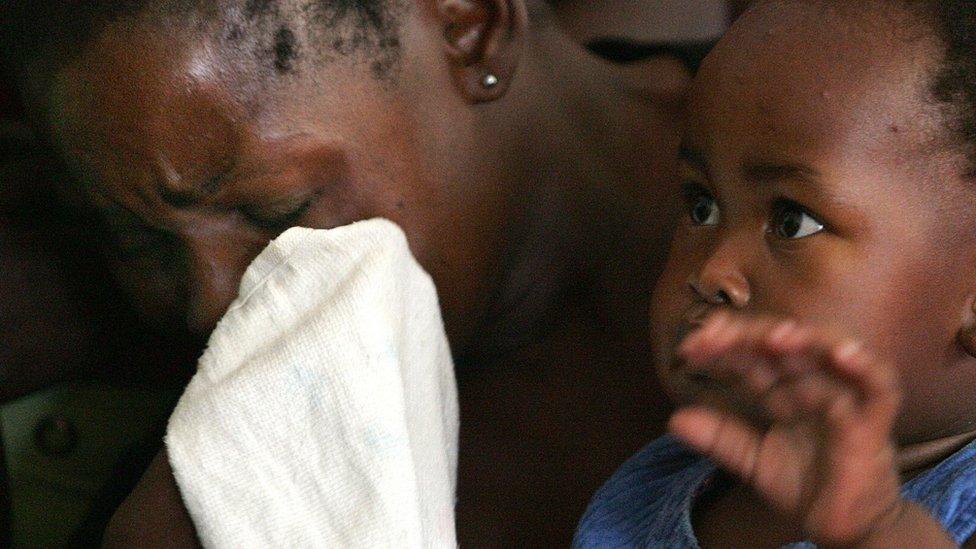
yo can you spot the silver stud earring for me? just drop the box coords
[482,73,499,88]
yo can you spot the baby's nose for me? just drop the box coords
[689,249,750,309]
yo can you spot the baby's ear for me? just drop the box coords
[957,294,976,358]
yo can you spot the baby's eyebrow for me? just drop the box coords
[678,144,708,174]
[677,145,824,189]
[742,162,821,187]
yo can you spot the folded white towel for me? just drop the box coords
[166,219,458,548]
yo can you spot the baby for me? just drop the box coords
[576,1,976,547]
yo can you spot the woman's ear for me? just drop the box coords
[435,0,528,103]
[957,294,976,358]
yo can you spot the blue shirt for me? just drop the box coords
[574,435,976,548]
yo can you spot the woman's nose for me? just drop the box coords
[687,242,751,308]
[182,233,268,337]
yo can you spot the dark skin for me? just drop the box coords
[0,119,197,404]
[17,0,688,545]
[652,2,976,547]
[0,123,93,400]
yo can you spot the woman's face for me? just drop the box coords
[37,14,517,352]
[0,126,197,400]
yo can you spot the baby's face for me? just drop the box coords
[652,1,976,445]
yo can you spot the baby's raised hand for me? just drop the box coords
[669,313,907,546]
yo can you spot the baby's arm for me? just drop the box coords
[670,313,958,548]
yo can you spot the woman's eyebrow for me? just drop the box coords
[156,159,237,207]
[96,197,147,230]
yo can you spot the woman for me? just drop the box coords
[1,0,727,544]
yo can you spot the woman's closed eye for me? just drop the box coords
[107,226,179,262]
[769,199,824,240]
[240,194,317,232]
[98,207,177,262]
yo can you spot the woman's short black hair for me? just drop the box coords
[1,0,404,81]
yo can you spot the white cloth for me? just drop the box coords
[165,218,459,548]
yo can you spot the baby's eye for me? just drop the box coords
[770,200,824,239]
[682,183,720,226]
[689,192,720,226]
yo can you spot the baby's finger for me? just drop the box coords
[680,313,786,364]
[684,316,846,370]
[679,311,740,361]
[829,343,901,432]
[790,370,856,423]
[682,339,788,414]
[759,377,803,425]
[669,406,765,483]
[720,348,803,425]
[729,330,849,426]
[741,358,778,397]
[766,323,821,358]
[763,324,847,380]
[760,336,869,425]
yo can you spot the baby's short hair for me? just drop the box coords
[929,0,976,173]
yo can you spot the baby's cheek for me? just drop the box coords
[891,365,969,444]
[648,280,694,402]
[650,270,686,337]
[870,309,967,443]
[651,231,701,312]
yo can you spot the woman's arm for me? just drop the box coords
[103,450,199,549]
